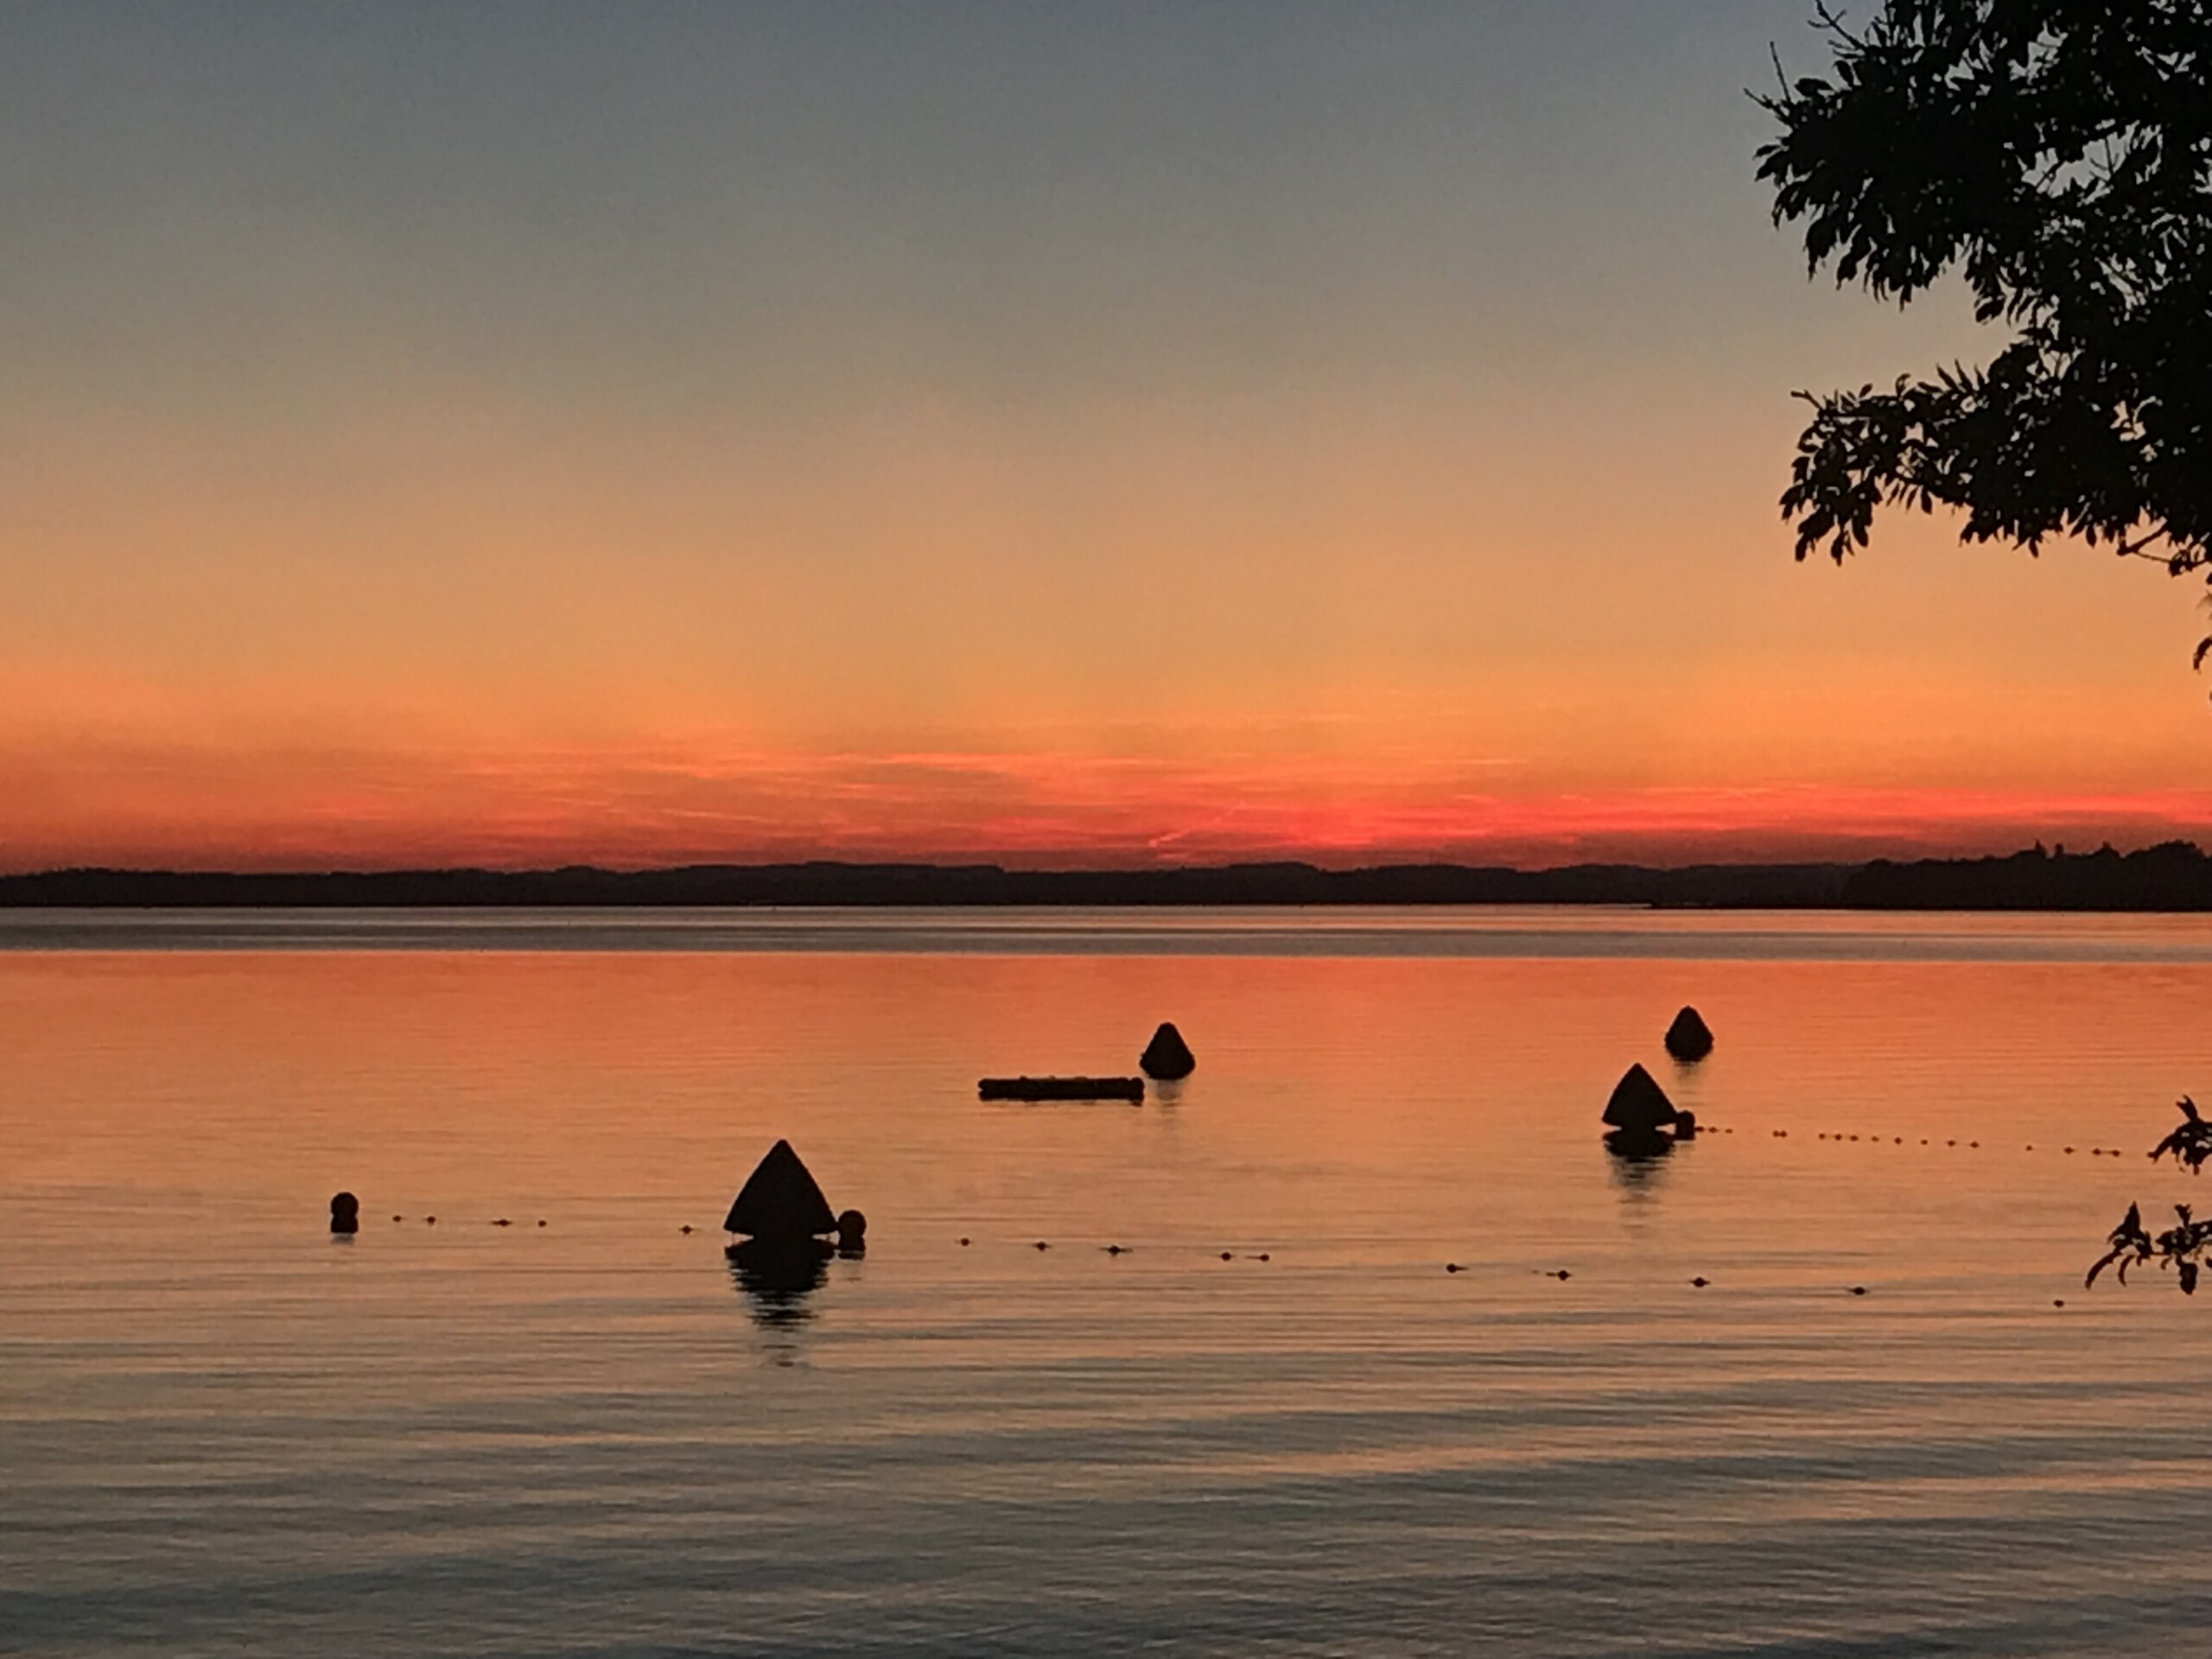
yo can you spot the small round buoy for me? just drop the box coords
[680,1224,693,1235]
[1446,1262,1463,1274]
[329,1192,359,1236]
[1690,1276,1709,1287]
[425,1215,437,1226]
[836,1210,868,1252]
[1553,1269,1572,1281]
[1220,1251,1234,1262]
[1104,1243,1127,1255]
[958,1236,970,1247]
[2053,1299,2066,1308]
[1034,1241,1050,1252]
[391,1214,403,1223]
[1663,1006,1714,1063]
[1256,1252,1270,1262]
[493,1218,512,1227]
[537,1219,547,1228]
[1849,1285,1867,1296]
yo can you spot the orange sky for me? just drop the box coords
[3,4,2208,871]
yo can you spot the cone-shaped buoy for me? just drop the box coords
[1139,1021,1195,1081]
[1602,1063,1677,1135]
[1663,1006,1714,1063]
[723,1140,836,1239]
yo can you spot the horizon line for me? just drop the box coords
[3,839,2200,883]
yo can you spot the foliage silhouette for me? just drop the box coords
[2088,1097,2212,1293]
[2149,1094,2212,1173]
[1758,0,2211,644]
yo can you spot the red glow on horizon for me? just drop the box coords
[3,738,2206,873]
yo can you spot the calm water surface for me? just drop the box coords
[5,908,2212,1656]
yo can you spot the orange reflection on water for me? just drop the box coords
[3,924,2201,1268]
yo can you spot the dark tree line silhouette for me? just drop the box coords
[17,849,2212,909]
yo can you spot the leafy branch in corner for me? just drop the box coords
[1758,1,2212,670]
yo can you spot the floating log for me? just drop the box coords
[979,1076,1145,1102]
[1139,1021,1196,1081]
[1664,1006,1715,1062]
[723,1139,837,1238]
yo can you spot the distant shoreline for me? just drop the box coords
[5,844,2212,910]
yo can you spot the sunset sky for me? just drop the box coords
[5,1,2209,871]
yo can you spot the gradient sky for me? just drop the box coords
[4,1,2209,871]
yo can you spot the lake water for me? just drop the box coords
[6,907,2212,1656]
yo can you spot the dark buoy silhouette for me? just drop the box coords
[722,1142,847,1326]
[329,1192,359,1236]
[1663,1006,1714,1063]
[1603,1063,1677,1135]
[835,1209,867,1256]
[723,1139,837,1241]
[1603,1063,1691,1159]
[1139,1021,1196,1082]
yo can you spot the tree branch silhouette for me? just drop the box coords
[1758,0,2211,664]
